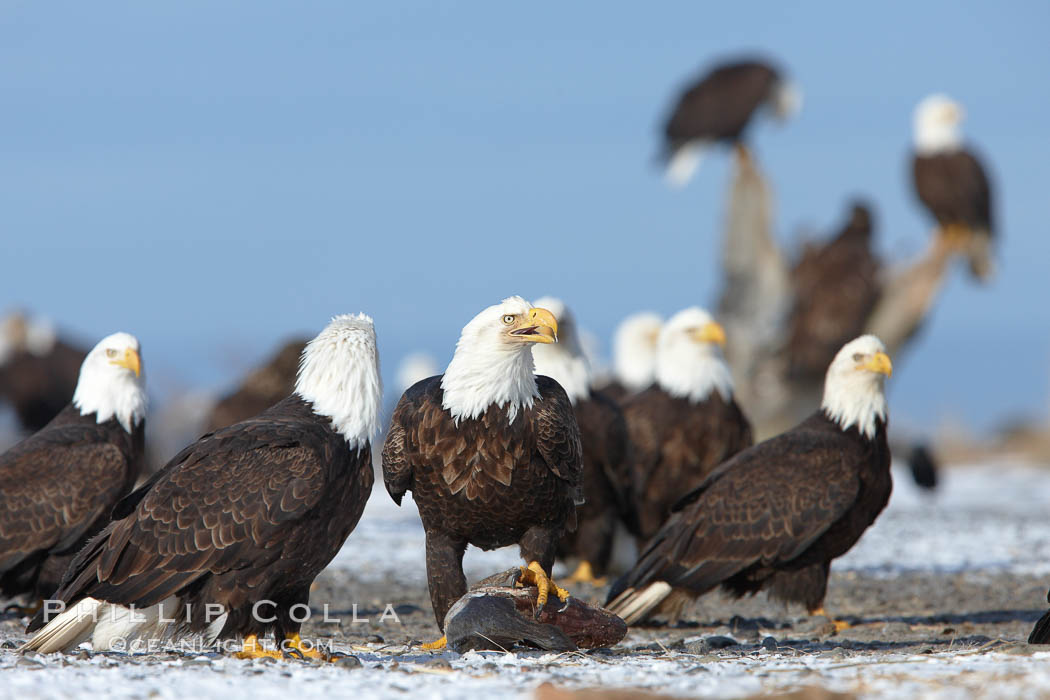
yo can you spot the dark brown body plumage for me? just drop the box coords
[556,390,630,577]
[382,376,583,629]
[913,149,994,279]
[622,387,752,542]
[204,339,308,433]
[663,60,781,156]
[0,406,144,600]
[785,203,882,383]
[28,395,372,642]
[607,411,892,622]
[0,341,87,433]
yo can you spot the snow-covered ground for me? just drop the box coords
[6,460,1050,699]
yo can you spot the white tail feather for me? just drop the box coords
[665,144,706,188]
[19,598,102,654]
[606,581,672,625]
[20,596,180,654]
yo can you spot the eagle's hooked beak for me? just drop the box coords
[861,351,892,377]
[510,307,558,344]
[692,321,726,347]
[110,348,142,377]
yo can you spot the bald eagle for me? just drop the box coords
[0,313,88,434]
[912,94,995,281]
[531,297,630,584]
[204,337,309,433]
[621,308,752,542]
[606,335,893,626]
[785,201,882,384]
[600,312,662,403]
[21,315,381,658]
[0,333,145,607]
[661,58,800,186]
[382,297,583,648]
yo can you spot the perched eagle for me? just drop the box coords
[21,314,382,658]
[785,202,882,384]
[382,297,583,648]
[1029,591,1050,644]
[0,312,88,434]
[203,337,309,433]
[911,94,995,281]
[600,312,662,403]
[621,308,752,542]
[606,335,893,626]
[661,58,800,186]
[531,297,630,584]
[0,333,145,606]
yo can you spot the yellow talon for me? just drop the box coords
[811,607,851,633]
[517,561,570,610]
[235,633,331,661]
[236,634,281,660]
[565,561,607,587]
[421,635,447,651]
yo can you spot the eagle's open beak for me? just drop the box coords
[692,321,726,347]
[510,307,558,344]
[862,351,892,377]
[110,348,142,377]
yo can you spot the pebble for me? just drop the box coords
[334,655,363,670]
[761,636,779,651]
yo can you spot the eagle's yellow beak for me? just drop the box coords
[110,347,142,377]
[510,307,558,344]
[692,321,726,347]
[861,351,892,377]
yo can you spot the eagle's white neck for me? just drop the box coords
[914,115,961,155]
[532,343,590,405]
[656,348,733,404]
[442,340,538,424]
[821,370,887,440]
[73,361,147,435]
[295,315,382,451]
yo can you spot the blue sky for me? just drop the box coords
[2,1,1048,433]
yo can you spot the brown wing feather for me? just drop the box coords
[913,150,993,232]
[664,61,778,148]
[53,420,327,609]
[532,376,584,502]
[613,421,860,598]
[0,440,127,572]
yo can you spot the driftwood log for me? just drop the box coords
[443,569,627,653]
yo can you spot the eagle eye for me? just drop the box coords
[502,314,516,325]
[852,352,865,362]
[105,349,118,358]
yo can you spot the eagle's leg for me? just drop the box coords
[565,561,607,587]
[518,525,569,615]
[424,530,466,641]
[937,223,971,251]
[564,511,615,586]
[733,142,752,168]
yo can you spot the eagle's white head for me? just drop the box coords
[821,335,892,440]
[655,307,733,403]
[0,312,58,365]
[296,313,382,451]
[914,94,964,155]
[770,79,803,122]
[441,296,558,423]
[613,312,662,393]
[530,296,591,405]
[73,332,147,434]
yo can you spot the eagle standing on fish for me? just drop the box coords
[21,315,381,658]
[382,297,583,649]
